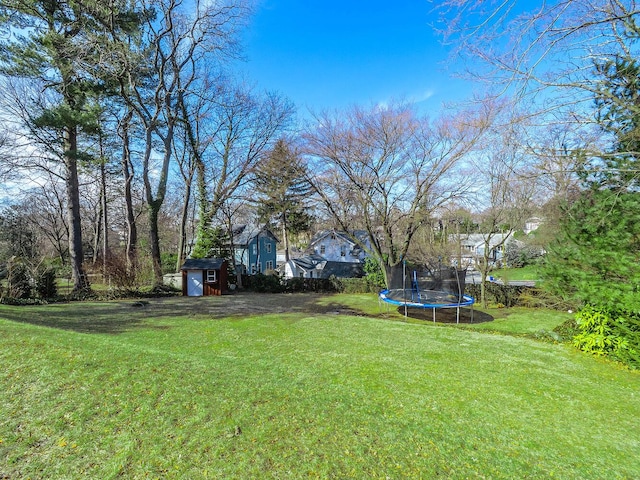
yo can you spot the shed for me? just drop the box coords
[181,258,228,296]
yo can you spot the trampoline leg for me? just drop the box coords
[456,306,460,324]
[471,305,474,323]
[432,308,436,323]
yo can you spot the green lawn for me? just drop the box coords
[490,266,540,282]
[0,294,638,479]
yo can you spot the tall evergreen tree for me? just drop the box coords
[0,0,141,291]
[542,19,640,312]
[592,17,640,189]
[254,139,312,262]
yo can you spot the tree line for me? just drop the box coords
[0,0,638,342]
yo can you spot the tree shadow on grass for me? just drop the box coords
[0,301,178,334]
[0,292,494,335]
[400,306,494,324]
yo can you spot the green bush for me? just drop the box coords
[161,253,179,275]
[573,306,640,369]
[465,283,531,308]
[284,277,335,293]
[332,277,380,294]
[5,260,31,299]
[35,267,57,299]
[553,318,580,342]
[244,273,285,293]
[363,257,385,289]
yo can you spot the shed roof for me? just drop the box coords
[181,258,226,271]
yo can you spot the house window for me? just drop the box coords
[252,244,257,255]
[266,260,273,270]
[206,270,217,283]
[340,246,346,257]
[320,245,326,255]
[251,264,257,274]
[310,271,313,278]
[266,243,272,254]
[299,272,304,278]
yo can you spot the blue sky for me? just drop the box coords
[237,0,473,115]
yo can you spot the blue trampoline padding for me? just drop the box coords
[379,289,475,308]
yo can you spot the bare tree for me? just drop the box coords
[304,102,488,288]
[475,155,536,307]
[438,0,640,154]
[113,0,250,285]
[190,82,294,255]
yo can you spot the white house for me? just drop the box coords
[309,229,370,263]
[524,217,543,235]
[455,233,513,267]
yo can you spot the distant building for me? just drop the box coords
[454,233,513,267]
[181,258,228,296]
[231,224,278,275]
[308,229,370,263]
[523,217,543,235]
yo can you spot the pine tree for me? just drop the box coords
[0,0,141,291]
[254,139,312,261]
[541,18,640,359]
[592,18,640,189]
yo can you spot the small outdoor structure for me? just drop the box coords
[379,265,474,323]
[181,258,228,297]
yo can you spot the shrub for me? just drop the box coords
[161,253,179,275]
[284,277,336,293]
[34,267,57,299]
[553,318,580,342]
[5,259,31,299]
[332,277,381,294]
[573,305,640,369]
[363,257,386,289]
[465,283,531,308]
[504,240,543,268]
[104,255,140,291]
[245,273,285,293]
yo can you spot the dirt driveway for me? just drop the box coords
[0,291,487,335]
[148,291,369,318]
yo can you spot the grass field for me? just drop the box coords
[0,293,638,479]
[490,266,540,282]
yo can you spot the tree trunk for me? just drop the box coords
[148,202,163,286]
[64,125,88,291]
[144,120,174,287]
[92,199,101,265]
[99,150,110,276]
[176,181,191,273]
[282,215,290,262]
[120,111,137,273]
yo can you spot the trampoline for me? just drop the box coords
[379,266,475,323]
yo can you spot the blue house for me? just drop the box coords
[231,224,279,275]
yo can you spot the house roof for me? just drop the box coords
[320,261,364,278]
[232,224,279,246]
[290,254,326,272]
[287,255,364,278]
[181,258,226,270]
[457,233,512,248]
[309,229,369,247]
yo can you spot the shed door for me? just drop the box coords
[186,270,203,296]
